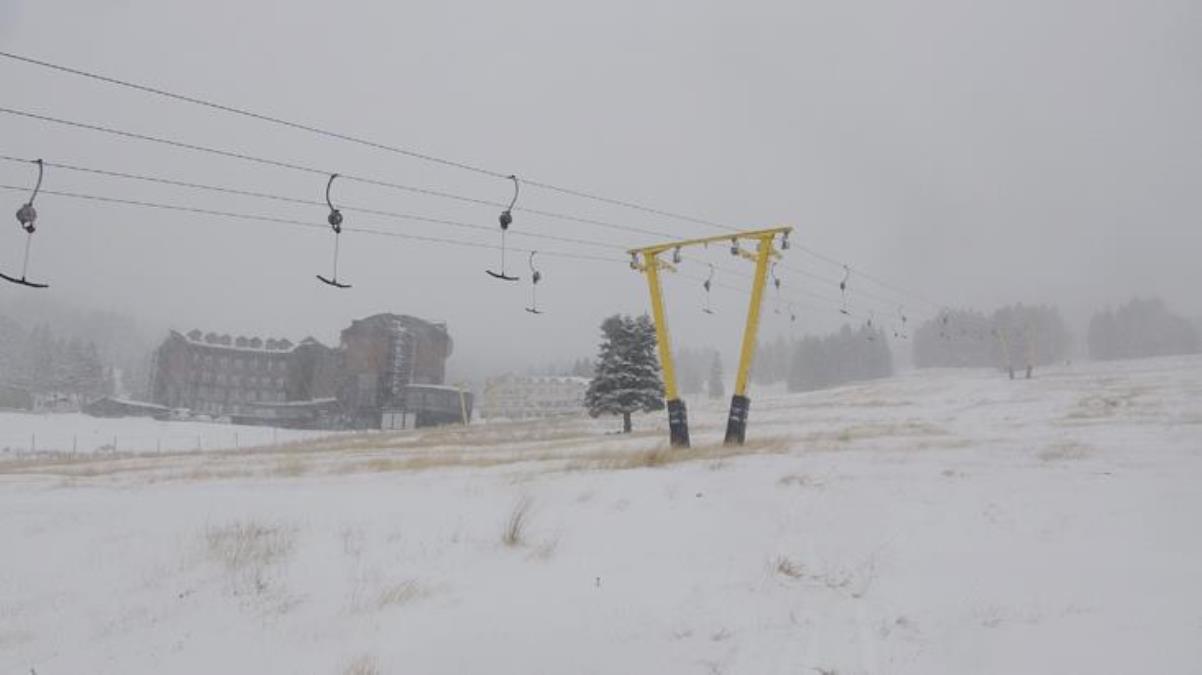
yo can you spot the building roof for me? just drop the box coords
[170,330,314,354]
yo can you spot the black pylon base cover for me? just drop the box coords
[724,394,751,446]
[667,398,690,448]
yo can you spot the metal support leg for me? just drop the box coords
[725,236,773,446]
[643,251,689,448]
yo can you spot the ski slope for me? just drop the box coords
[2,356,1200,674]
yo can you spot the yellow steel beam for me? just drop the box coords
[732,235,775,397]
[642,250,679,401]
[628,226,792,257]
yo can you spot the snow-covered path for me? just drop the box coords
[2,356,1200,674]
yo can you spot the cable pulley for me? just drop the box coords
[487,174,520,281]
[315,173,351,288]
[2,158,49,288]
[525,251,543,314]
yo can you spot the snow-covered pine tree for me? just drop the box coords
[584,314,665,433]
[707,352,725,400]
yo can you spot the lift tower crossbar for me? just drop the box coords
[628,226,792,448]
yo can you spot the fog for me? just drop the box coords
[1,0,1199,379]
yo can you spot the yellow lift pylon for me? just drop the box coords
[628,226,792,447]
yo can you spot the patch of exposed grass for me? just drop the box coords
[564,436,789,473]
[272,456,307,478]
[205,520,294,596]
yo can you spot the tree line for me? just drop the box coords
[0,316,113,399]
[913,303,1071,376]
[1088,298,1199,361]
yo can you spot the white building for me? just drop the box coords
[481,375,590,420]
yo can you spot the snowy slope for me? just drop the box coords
[1,356,1201,674]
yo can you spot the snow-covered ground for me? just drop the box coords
[2,355,1201,674]
[0,412,337,456]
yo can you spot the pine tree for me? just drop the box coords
[707,352,725,399]
[584,314,665,433]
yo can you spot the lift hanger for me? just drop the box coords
[2,158,49,288]
[487,175,520,281]
[838,264,850,315]
[525,251,543,314]
[315,173,351,288]
[771,262,782,314]
[702,263,715,314]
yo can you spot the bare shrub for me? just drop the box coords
[205,520,294,595]
[343,654,380,675]
[774,555,804,578]
[502,496,533,547]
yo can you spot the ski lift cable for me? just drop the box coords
[0,50,732,230]
[0,154,897,318]
[0,154,630,253]
[0,107,682,242]
[0,157,890,319]
[0,105,946,317]
[0,51,964,312]
[0,182,887,320]
[0,184,621,264]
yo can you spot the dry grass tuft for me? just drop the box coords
[502,496,533,547]
[205,520,294,595]
[376,580,426,608]
[273,456,307,478]
[778,473,822,488]
[774,555,805,578]
[343,654,381,675]
[1038,441,1094,462]
[567,436,790,473]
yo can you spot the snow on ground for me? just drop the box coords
[2,355,1201,674]
[0,412,336,456]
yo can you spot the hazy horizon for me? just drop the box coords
[1,0,1199,377]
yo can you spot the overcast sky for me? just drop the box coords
[1,0,1199,376]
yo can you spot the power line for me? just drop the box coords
[0,154,628,254]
